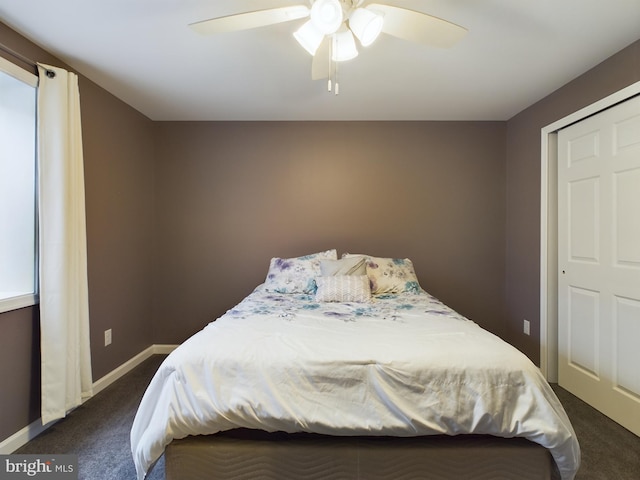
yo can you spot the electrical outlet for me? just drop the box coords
[104,329,112,346]
[523,319,530,336]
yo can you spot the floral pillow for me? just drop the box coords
[343,254,421,295]
[315,275,371,303]
[264,249,338,294]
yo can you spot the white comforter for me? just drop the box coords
[131,286,580,479]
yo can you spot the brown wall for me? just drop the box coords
[0,307,40,443]
[81,77,156,379]
[0,22,156,441]
[153,121,507,343]
[504,39,640,362]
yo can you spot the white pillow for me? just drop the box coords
[319,257,367,276]
[315,275,372,303]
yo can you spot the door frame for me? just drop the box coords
[539,80,640,382]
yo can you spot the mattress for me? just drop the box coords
[131,282,580,480]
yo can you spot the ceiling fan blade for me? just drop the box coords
[368,4,467,48]
[311,37,331,80]
[190,5,310,35]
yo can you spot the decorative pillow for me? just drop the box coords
[343,254,421,295]
[264,249,338,294]
[315,275,372,303]
[320,257,367,276]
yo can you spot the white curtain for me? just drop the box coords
[37,63,93,425]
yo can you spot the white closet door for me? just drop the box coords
[558,94,640,436]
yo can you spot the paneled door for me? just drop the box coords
[558,94,640,436]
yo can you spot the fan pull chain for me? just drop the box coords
[328,36,334,93]
[327,35,339,95]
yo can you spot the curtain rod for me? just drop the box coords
[0,41,39,75]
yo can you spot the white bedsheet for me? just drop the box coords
[131,286,580,479]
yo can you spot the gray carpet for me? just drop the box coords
[15,355,640,479]
[16,355,165,480]
[551,384,640,479]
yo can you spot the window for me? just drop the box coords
[0,56,38,313]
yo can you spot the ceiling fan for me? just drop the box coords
[190,0,467,94]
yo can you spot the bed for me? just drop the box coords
[131,250,580,480]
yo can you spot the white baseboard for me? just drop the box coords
[0,418,56,455]
[91,344,177,395]
[0,344,178,454]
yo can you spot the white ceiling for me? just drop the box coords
[0,0,638,121]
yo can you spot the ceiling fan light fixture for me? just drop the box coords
[294,20,325,55]
[349,7,384,47]
[310,0,344,35]
[332,29,358,62]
